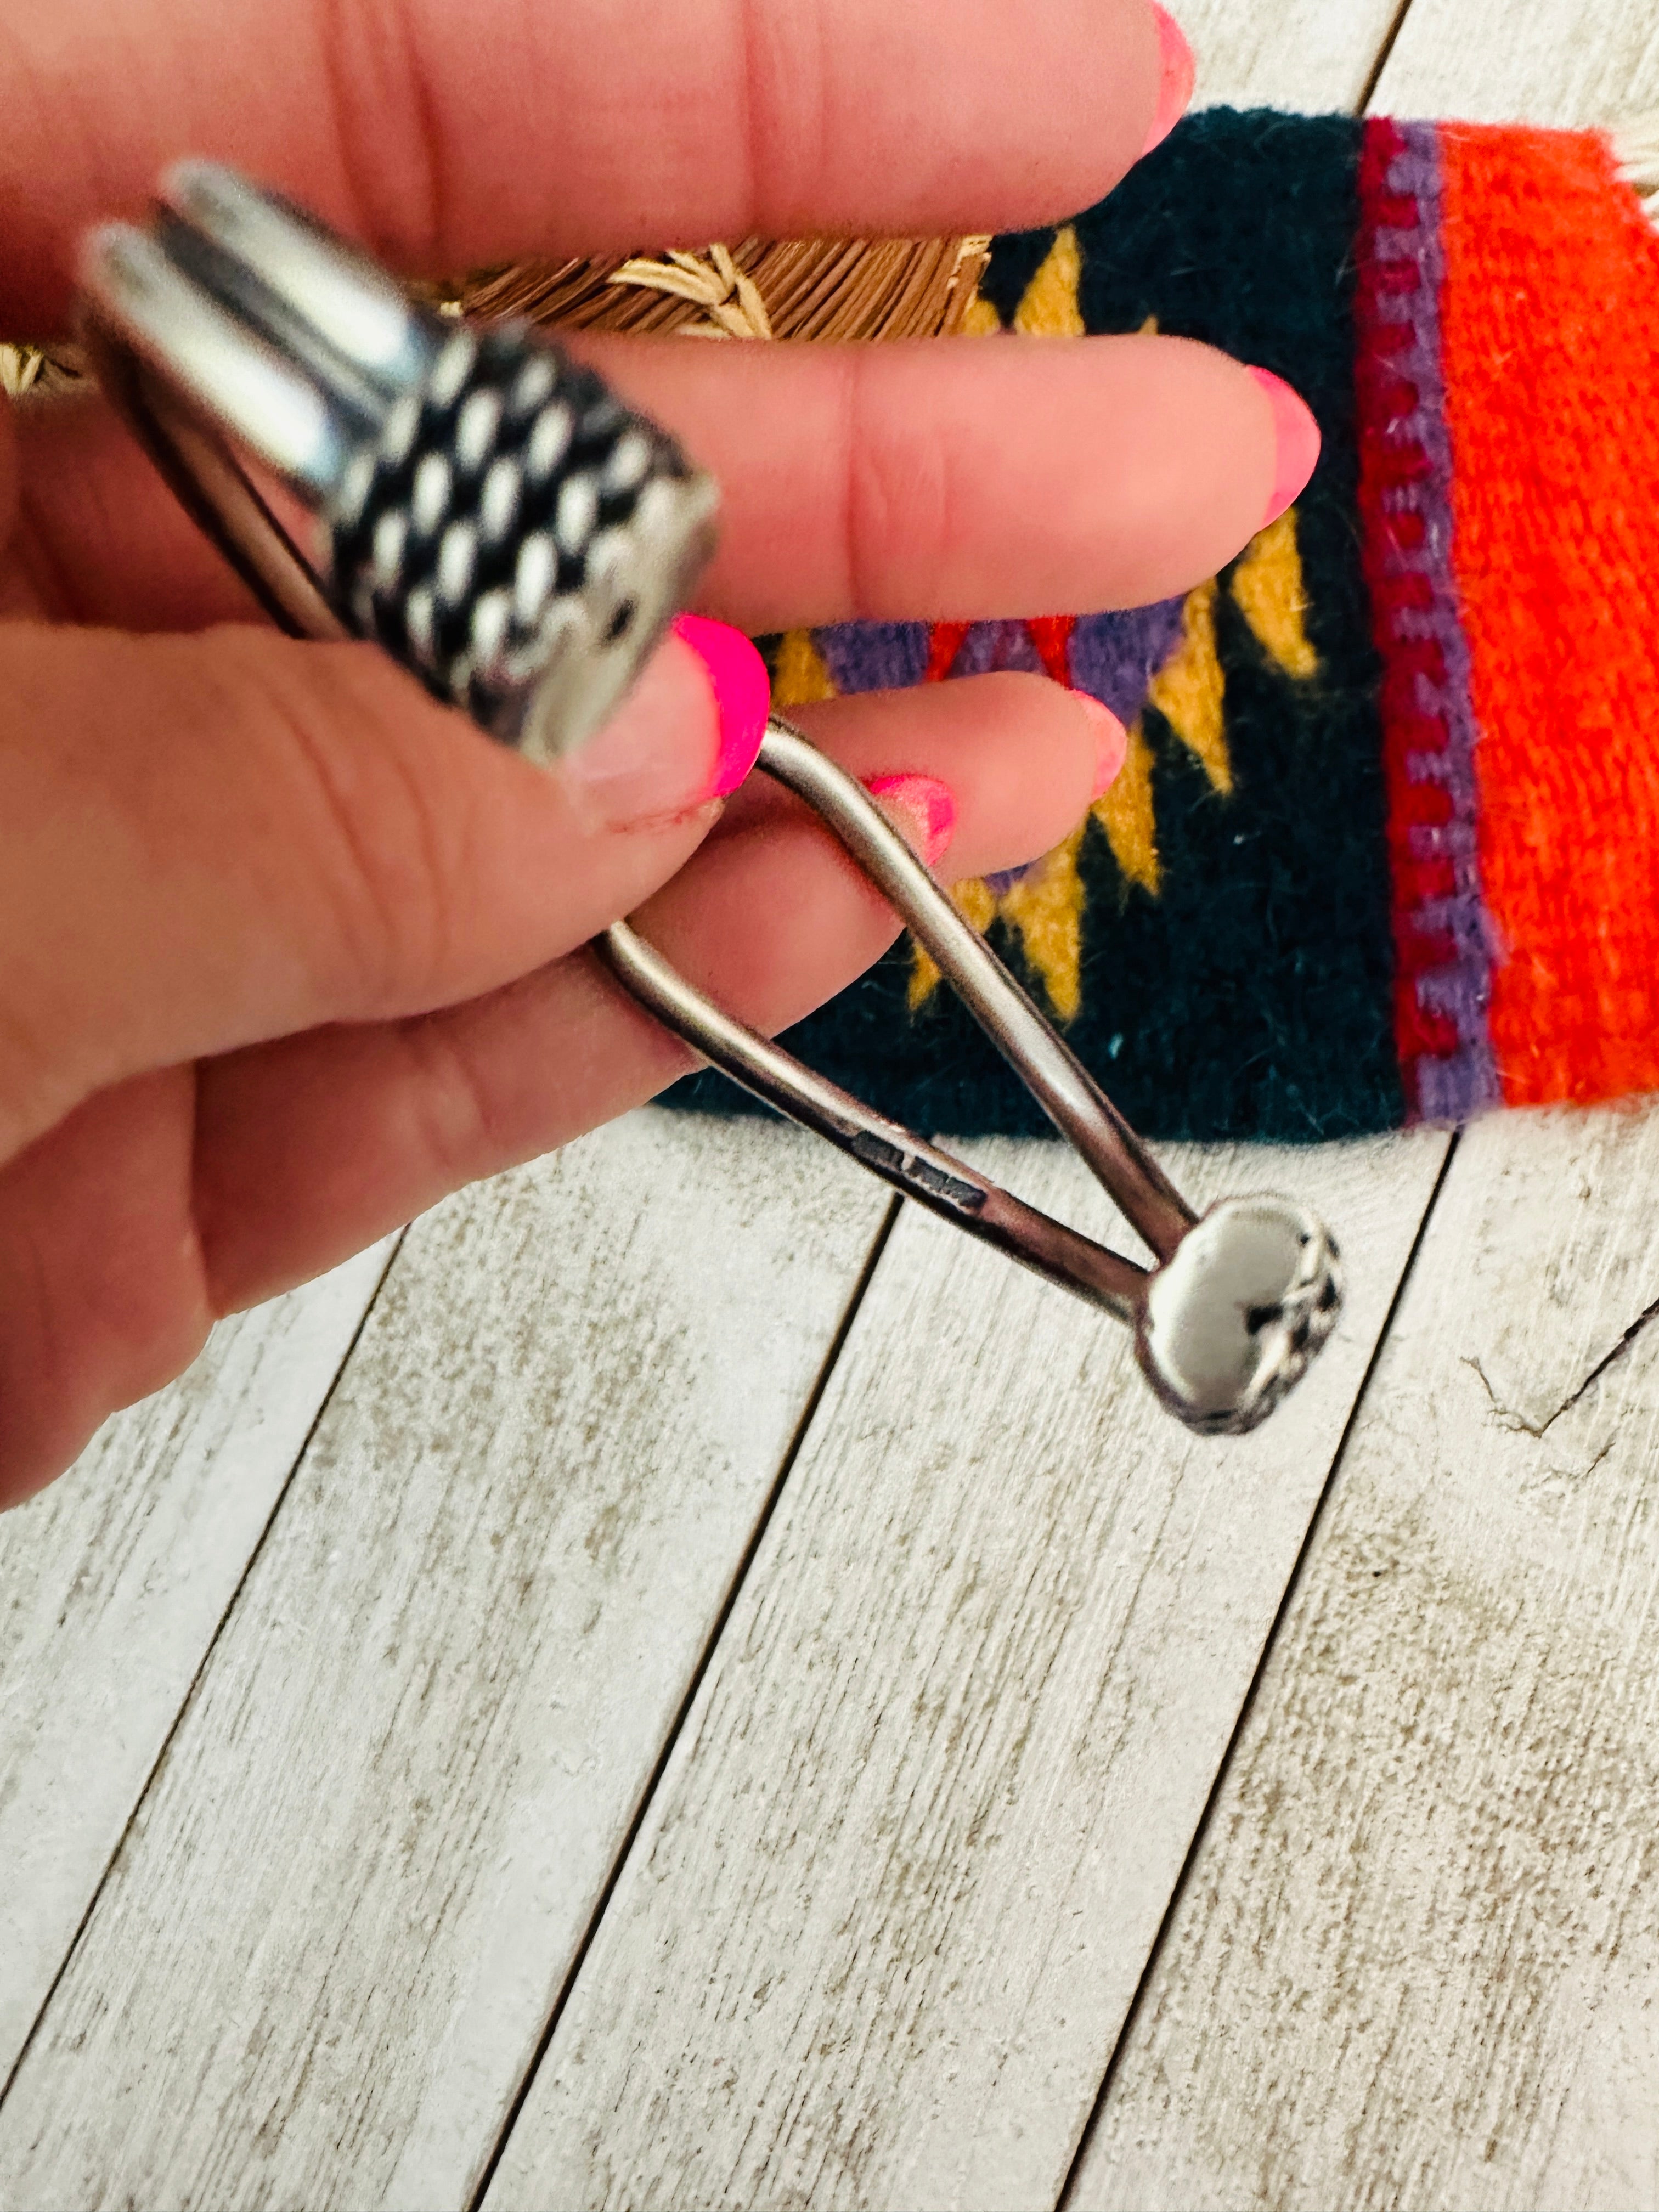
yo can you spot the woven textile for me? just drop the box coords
[667,108,1659,1142]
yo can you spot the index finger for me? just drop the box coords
[3,0,1170,332]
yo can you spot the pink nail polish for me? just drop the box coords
[1248,366,1322,527]
[1069,691,1130,798]
[1142,5,1195,159]
[865,774,957,867]
[672,613,771,798]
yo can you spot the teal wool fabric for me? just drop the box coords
[667,112,1403,1143]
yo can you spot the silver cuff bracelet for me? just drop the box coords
[78,162,1344,1435]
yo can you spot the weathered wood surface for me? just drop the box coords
[0,1241,392,2094]
[1178,0,1407,112]
[1066,10,1659,2207]
[482,1130,1448,2212]
[0,1115,888,2209]
[1379,0,1659,124]
[1073,1105,1659,2211]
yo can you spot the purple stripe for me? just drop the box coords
[814,620,930,695]
[815,599,1190,735]
[1067,599,1187,725]
[1377,122,1501,1120]
[946,618,1046,679]
[814,616,1051,693]
[983,864,1038,894]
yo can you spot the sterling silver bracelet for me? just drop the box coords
[78,162,1344,1435]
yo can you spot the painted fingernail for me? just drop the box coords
[1070,691,1130,798]
[1249,365,1322,527]
[672,614,771,799]
[1142,6,1196,158]
[865,774,957,867]
[560,617,768,829]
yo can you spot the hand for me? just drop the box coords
[0,0,1313,1503]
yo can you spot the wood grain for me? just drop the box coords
[1073,1104,1659,2211]
[483,1132,1450,2212]
[1378,0,1659,123]
[0,1242,392,2093]
[1177,0,1408,114]
[0,1115,888,2209]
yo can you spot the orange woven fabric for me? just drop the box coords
[1440,125,1659,1106]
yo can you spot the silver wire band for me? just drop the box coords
[604,712,1195,1287]
[600,720,1343,1436]
[73,161,1344,1435]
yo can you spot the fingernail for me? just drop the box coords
[1248,365,1322,526]
[865,774,957,867]
[672,614,771,798]
[1142,6,1195,158]
[559,618,766,830]
[1069,691,1130,798]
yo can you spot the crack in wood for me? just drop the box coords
[1357,0,1420,107]
[1462,1291,1659,1439]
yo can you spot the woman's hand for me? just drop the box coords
[0,0,1314,1503]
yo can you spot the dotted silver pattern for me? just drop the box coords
[1137,1203,1344,1438]
[321,320,715,758]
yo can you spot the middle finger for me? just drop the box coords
[12,331,1300,632]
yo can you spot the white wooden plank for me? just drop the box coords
[1377,0,1659,124]
[1072,1101,1659,2212]
[0,1239,391,2092]
[1180,0,1406,115]
[0,1113,889,2209]
[482,1130,1449,2212]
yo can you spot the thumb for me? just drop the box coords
[0,615,760,1168]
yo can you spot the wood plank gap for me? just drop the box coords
[464,1193,905,2212]
[1053,1131,1464,2212]
[480,1134,1450,2210]
[1356,0,1420,111]
[0,1227,407,2120]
